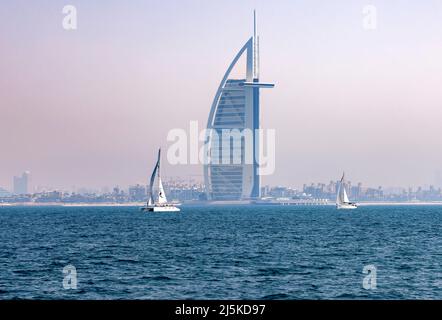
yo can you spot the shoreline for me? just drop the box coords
[0,202,144,207]
[358,201,442,206]
[1,201,442,207]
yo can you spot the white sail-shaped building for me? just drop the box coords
[204,12,274,201]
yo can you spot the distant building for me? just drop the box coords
[165,181,206,202]
[261,185,270,197]
[0,187,11,197]
[128,184,146,202]
[13,171,30,195]
[112,186,126,203]
[35,191,63,203]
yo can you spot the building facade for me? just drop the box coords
[13,171,30,195]
[204,12,274,201]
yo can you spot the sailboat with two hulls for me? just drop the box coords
[141,148,180,212]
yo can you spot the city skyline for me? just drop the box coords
[2,169,441,199]
[2,174,442,205]
[2,1,442,190]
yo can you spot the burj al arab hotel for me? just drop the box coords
[204,12,274,201]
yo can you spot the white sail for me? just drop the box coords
[337,173,346,205]
[336,182,342,205]
[157,177,167,204]
[337,172,350,204]
[342,186,350,203]
[156,149,168,204]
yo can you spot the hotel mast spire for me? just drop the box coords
[253,10,259,80]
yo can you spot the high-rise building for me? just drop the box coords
[128,184,146,201]
[204,12,274,201]
[13,171,30,195]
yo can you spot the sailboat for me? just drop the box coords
[141,148,180,212]
[336,172,358,210]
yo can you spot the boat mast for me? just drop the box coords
[337,172,345,205]
[157,148,161,182]
[147,148,161,206]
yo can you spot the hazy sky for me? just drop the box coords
[2,0,442,191]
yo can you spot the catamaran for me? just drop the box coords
[336,172,358,210]
[141,148,180,212]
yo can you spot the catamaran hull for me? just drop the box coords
[141,206,180,212]
[337,203,358,210]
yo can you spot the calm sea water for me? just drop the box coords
[0,205,440,299]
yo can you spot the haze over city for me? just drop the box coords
[2,0,442,192]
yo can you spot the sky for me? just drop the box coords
[1,0,442,191]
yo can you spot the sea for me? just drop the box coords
[0,205,440,299]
